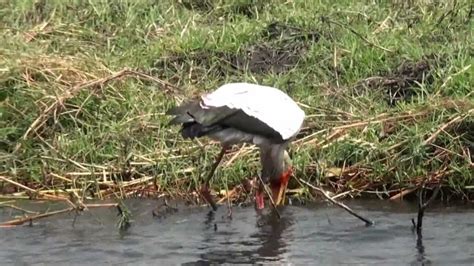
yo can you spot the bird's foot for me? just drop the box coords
[200,184,218,211]
[254,179,265,210]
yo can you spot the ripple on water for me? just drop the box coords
[0,199,473,265]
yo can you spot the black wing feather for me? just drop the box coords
[166,100,284,142]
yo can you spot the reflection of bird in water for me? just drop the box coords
[253,209,293,261]
[185,207,293,264]
[166,82,305,210]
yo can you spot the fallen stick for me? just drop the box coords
[389,187,418,201]
[0,203,39,214]
[411,185,441,234]
[0,203,120,227]
[0,207,74,226]
[0,200,16,205]
[84,203,118,208]
[32,188,83,194]
[331,190,354,200]
[0,195,30,200]
[298,178,374,226]
[0,176,81,209]
[0,176,37,193]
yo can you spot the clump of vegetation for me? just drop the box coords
[0,0,472,207]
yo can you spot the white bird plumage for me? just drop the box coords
[201,82,305,140]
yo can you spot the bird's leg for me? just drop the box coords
[200,146,227,211]
[270,167,293,206]
[203,146,227,186]
[255,181,265,210]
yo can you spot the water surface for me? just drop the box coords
[1,199,473,265]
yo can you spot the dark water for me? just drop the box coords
[1,199,473,265]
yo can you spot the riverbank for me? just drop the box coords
[1,1,473,205]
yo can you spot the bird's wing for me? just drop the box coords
[201,83,305,140]
[218,109,284,141]
[166,99,235,126]
[166,97,284,141]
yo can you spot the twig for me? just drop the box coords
[390,187,417,201]
[84,203,119,208]
[0,176,80,209]
[0,195,30,200]
[0,207,74,226]
[0,204,39,214]
[48,172,73,183]
[0,203,117,228]
[0,200,15,205]
[121,175,156,188]
[298,178,374,226]
[224,144,252,167]
[331,190,355,200]
[423,109,473,145]
[0,175,37,193]
[411,185,442,234]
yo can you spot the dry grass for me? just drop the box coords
[0,0,473,209]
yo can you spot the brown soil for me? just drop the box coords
[357,54,444,106]
[152,22,319,80]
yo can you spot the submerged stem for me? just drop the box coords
[298,178,374,226]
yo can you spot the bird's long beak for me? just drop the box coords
[271,167,293,206]
[274,182,287,206]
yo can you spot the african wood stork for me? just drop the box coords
[166,82,305,209]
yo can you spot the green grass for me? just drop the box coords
[0,0,473,202]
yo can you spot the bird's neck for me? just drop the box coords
[260,143,289,182]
